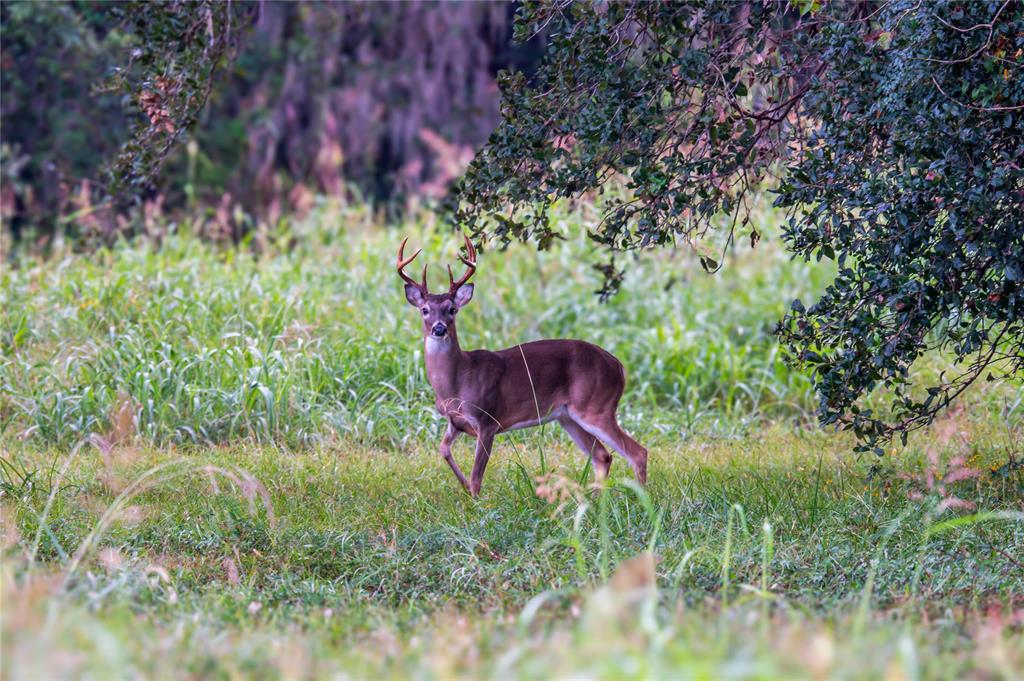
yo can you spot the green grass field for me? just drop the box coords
[2,200,1022,680]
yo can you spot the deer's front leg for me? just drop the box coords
[440,420,470,494]
[469,427,497,498]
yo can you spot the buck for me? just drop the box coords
[397,235,648,497]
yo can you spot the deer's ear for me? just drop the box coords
[405,285,425,307]
[453,283,474,309]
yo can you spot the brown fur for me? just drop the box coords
[400,246,647,497]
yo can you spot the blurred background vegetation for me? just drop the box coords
[0,0,544,246]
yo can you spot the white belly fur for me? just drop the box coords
[502,405,567,431]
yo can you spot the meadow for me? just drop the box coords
[2,199,1022,680]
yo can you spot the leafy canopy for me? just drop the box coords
[104,1,253,206]
[448,0,1024,450]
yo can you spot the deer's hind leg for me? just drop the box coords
[468,426,497,498]
[559,417,613,481]
[569,409,647,485]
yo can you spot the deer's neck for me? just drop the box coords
[424,330,465,399]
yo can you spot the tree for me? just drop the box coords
[103,1,253,208]
[448,0,1024,451]
[0,2,128,238]
[0,0,250,240]
[1,2,544,241]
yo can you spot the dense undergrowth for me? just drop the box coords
[2,200,1022,679]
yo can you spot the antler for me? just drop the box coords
[447,234,477,294]
[397,237,428,292]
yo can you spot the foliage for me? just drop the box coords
[0,2,128,237]
[0,0,251,239]
[0,2,542,240]
[773,1,1024,452]
[185,3,538,213]
[103,1,253,208]
[449,0,1024,450]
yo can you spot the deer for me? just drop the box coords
[397,235,648,498]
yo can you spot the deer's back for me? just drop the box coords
[468,339,626,429]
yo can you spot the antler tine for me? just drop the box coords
[448,233,477,293]
[397,237,426,291]
[461,233,476,266]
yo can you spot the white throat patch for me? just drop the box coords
[425,335,452,354]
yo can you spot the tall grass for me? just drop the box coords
[2,198,835,451]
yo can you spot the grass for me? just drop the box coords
[2,198,1023,679]
[1,198,831,449]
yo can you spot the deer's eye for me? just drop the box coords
[448,307,456,315]
[421,308,429,316]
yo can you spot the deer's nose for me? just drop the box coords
[431,323,447,337]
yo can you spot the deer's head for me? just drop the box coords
[397,235,476,342]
